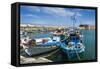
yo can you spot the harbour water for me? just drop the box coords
[80,30,96,60]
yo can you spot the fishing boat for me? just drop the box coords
[59,13,85,58]
[20,33,60,56]
[59,27,85,59]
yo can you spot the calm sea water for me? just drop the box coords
[80,30,96,60]
[31,30,96,62]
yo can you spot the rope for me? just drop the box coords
[67,47,81,60]
[43,48,60,58]
[74,48,81,60]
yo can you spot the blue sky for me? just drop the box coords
[20,5,95,26]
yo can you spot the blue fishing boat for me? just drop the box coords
[59,28,85,59]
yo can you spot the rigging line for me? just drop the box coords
[74,48,81,60]
[67,50,71,59]
[43,48,60,58]
[74,38,81,60]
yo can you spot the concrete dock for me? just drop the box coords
[20,56,52,64]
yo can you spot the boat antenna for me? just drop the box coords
[71,13,77,29]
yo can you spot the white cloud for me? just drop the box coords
[21,14,40,19]
[21,6,82,21]
[31,6,41,12]
[42,7,74,17]
[21,6,82,18]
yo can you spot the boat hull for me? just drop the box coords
[20,45,59,57]
[59,42,85,59]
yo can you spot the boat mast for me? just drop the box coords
[71,13,77,29]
